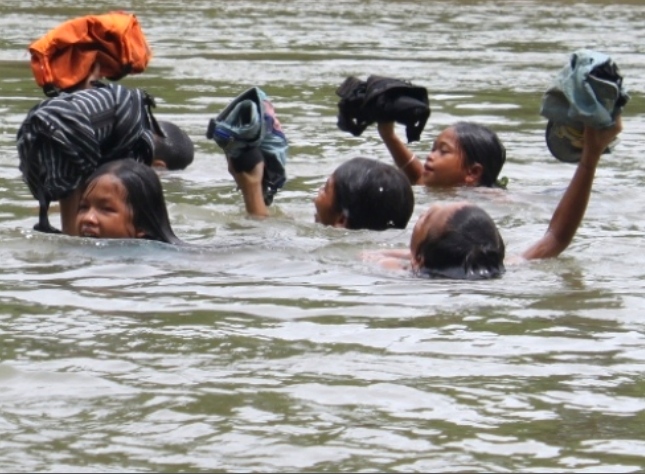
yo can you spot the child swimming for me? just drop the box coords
[76,159,182,244]
[229,156,415,231]
[366,119,622,279]
[377,121,507,188]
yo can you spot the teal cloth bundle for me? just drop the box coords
[207,87,288,205]
[540,49,628,162]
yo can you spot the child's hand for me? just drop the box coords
[583,116,623,158]
[227,157,264,189]
[377,121,396,137]
[226,157,268,217]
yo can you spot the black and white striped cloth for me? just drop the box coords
[16,82,158,230]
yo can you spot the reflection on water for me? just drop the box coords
[1,0,645,472]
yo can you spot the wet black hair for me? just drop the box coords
[416,204,505,279]
[154,121,195,170]
[79,159,183,244]
[332,157,414,230]
[452,122,506,187]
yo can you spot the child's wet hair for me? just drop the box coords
[154,121,195,170]
[416,204,505,279]
[79,159,182,244]
[332,157,414,230]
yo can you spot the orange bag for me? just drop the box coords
[29,11,152,94]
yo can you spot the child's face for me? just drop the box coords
[421,127,471,187]
[76,175,142,239]
[314,175,345,227]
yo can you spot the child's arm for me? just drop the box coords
[361,248,411,271]
[377,122,424,185]
[521,118,622,260]
[227,158,269,217]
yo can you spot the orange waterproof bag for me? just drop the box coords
[29,11,152,95]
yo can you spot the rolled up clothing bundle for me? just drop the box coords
[28,11,152,97]
[206,87,288,206]
[16,82,159,233]
[540,49,629,163]
[336,75,430,143]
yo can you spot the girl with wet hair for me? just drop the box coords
[377,120,507,188]
[230,156,415,231]
[413,204,506,279]
[367,119,622,279]
[316,157,414,230]
[76,159,183,244]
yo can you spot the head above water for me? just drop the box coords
[315,157,414,231]
[153,121,195,170]
[427,122,506,188]
[76,159,181,244]
[452,122,506,187]
[410,202,505,279]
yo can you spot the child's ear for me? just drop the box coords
[411,253,423,271]
[334,212,348,228]
[135,229,147,239]
[465,162,483,186]
[151,159,167,170]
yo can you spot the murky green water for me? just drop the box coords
[1,0,645,471]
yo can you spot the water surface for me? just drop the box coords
[1,0,645,472]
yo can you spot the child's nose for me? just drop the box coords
[80,209,98,224]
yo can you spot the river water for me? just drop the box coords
[1,0,645,472]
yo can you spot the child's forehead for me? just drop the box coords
[86,174,127,196]
[435,127,458,143]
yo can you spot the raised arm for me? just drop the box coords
[377,122,424,185]
[521,118,622,260]
[227,158,269,218]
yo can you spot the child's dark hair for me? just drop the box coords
[416,205,505,279]
[452,122,506,188]
[332,157,414,230]
[154,121,195,170]
[80,159,182,244]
